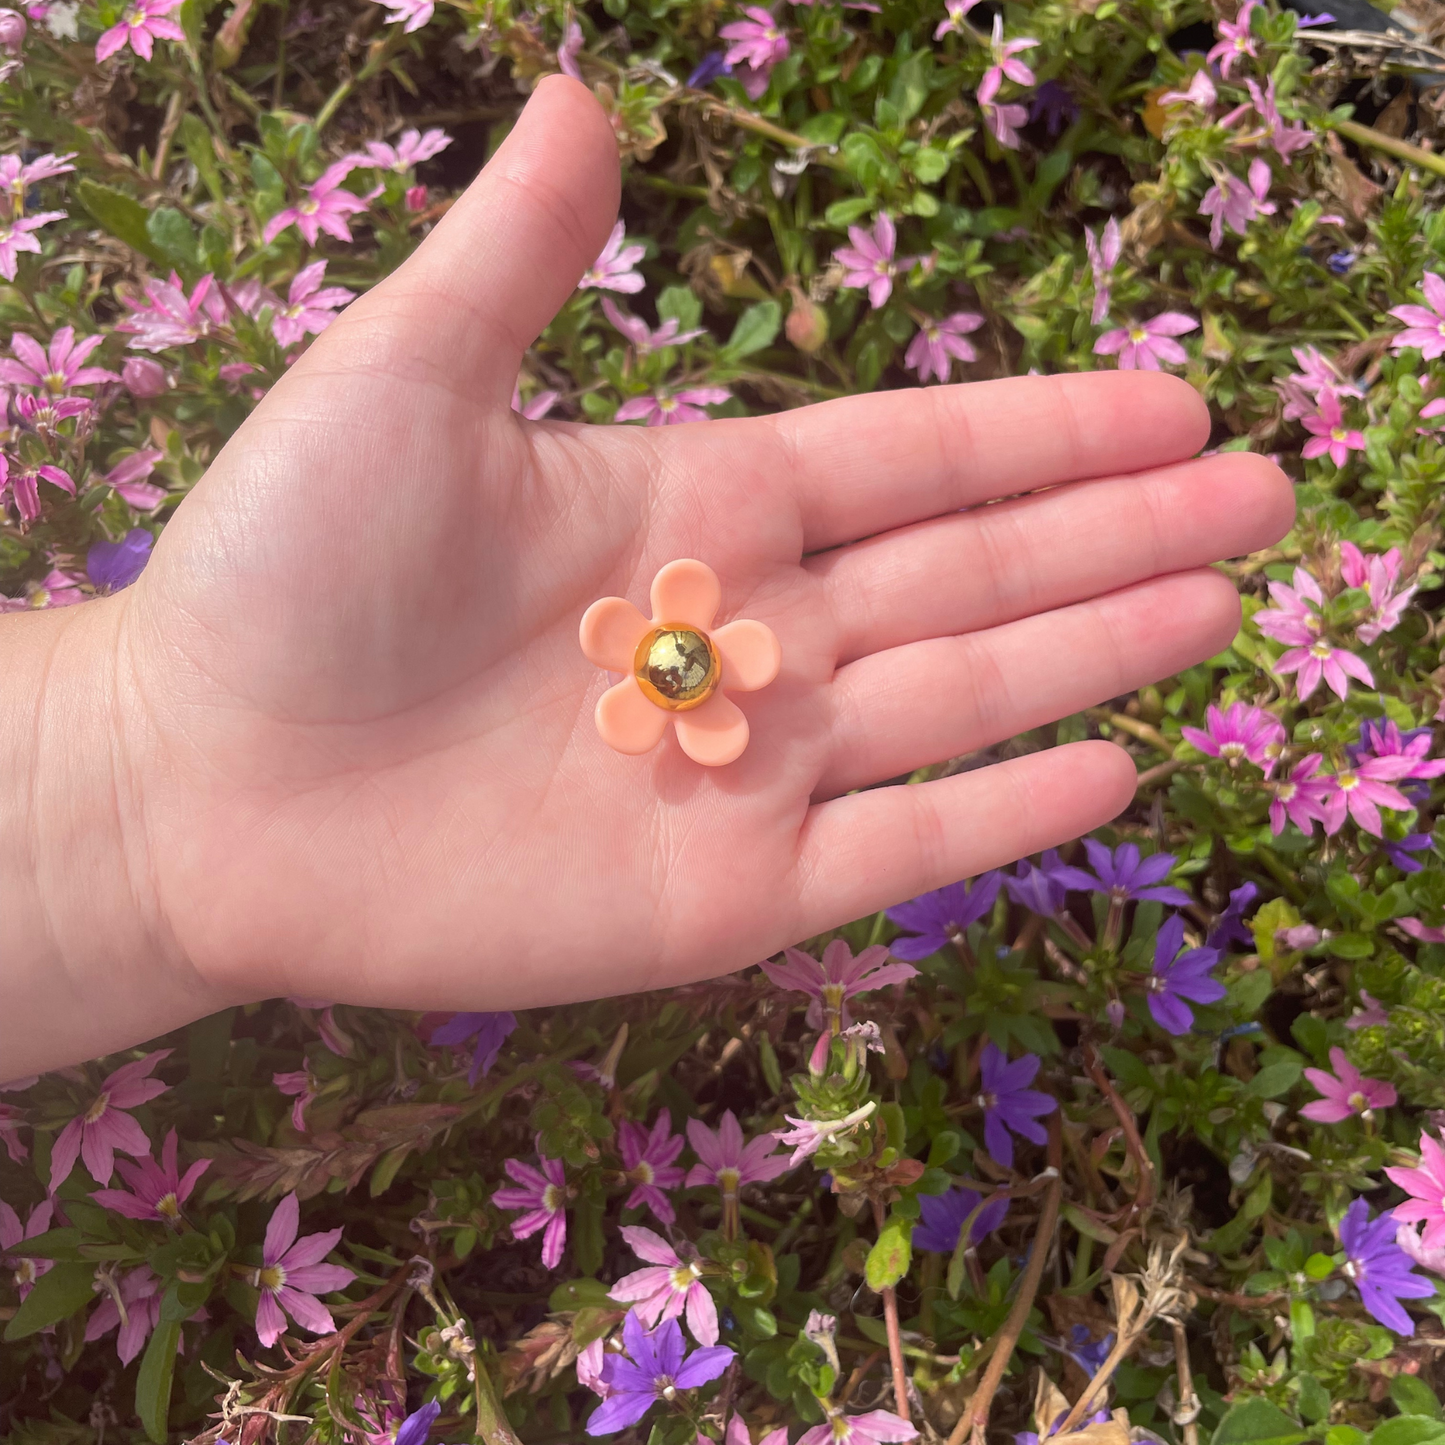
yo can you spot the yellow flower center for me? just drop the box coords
[258,1264,287,1292]
[633,627,719,711]
[84,1091,111,1124]
[155,1192,180,1219]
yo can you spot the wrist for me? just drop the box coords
[0,598,230,1078]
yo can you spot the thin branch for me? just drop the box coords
[872,1197,912,1424]
[1330,119,1445,179]
[1081,1043,1155,1222]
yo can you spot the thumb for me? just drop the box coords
[349,76,621,401]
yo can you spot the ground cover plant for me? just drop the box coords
[6,0,1445,1440]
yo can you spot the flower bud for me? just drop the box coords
[0,8,24,52]
[405,184,428,213]
[807,1031,831,1078]
[122,357,166,397]
[786,294,828,353]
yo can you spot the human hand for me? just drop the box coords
[0,78,1293,1076]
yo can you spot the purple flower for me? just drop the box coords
[585,1314,734,1435]
[1199,157,1276,248]
[886,871,1002,959]
[270,260,355,348]
[1206,882,1259,952]
[1002,849,1074,916]
[619,1111,686,1224]
[493,1138,569,1268]
[687,50,732,86]
[50,1048,170,1190]
[1340,544,1416,644]
[0,211,65,281]
[263,163,368,246]
[429,1010,517,1086]
[1386,832,1433,873]
[88,528,153,592]
[1094,312,1197,370]
[904,312,984,383]
[1301,1048,1396,1122]
[1051,840,1191,907]
[1182,702,1286,775]
[1301,388,1366,468]
[614,385,731,425]
[1352,721,1438,781]
[1269,754,1332,835]
[91,1126,209,1223]
[798,1409,917,1445]
[362,127,451,171]
[1206,0,1258,77]
[1030,79,1079,135]
[1339,1197,1433,1335]
[761,939,917,1032]
[253,1192,355,1347]
[976,1042,1055,1169]
[834,214,898,309]
[913,1186,1008,1252]
[1085,217,1121,325]
[610,1225,719,1345]
[0,1199,52,1300]
[0,325,117,393]
[95,0,183,60]
[1390,272,1445,360]
[1060,1325,1114,1375]
[1146,915,1224,1035]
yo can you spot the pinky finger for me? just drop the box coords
[792,741,1136,936]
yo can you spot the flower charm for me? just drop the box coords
[580,559,780,766]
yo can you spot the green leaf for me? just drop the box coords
[146,207,200,272]
[76,180,167,264]
[865,1214,912,1291]
[3,1260,97,1340]
[1372,1417,1445,1445]
[824,197,874,227]
[1247,1060,1303,1097]
[1211,1399,1308,1445]
[7,1227,84,1261]
[725,301,781,358]
[1391,1380,1445,1421]
[656,284,702,332]
[136,1315,181,1444]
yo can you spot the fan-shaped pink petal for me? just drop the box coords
[650,558,721,631]
[713,618,781,692]
[580,595,652,671]
[596,676,670,755]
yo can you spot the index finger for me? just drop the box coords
[767,370,1212,552]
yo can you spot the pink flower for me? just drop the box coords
[94,0,183,60]
[1276,344,1361,421]
[685,1110,791,1194]
[601,297,704,352]
[1300,388,1366,467]
[1243,77,1312,160]
[253,1192,355,1347]
[1320,757,1413,836]
[1160,69,1216,110]
[905,311,984,383]
[934,0,981,39]
[577,1337,609,1398]
[834,213,897,309]
[610,1225,719,1345]
[1199,157,1275,248]
[1206,0,1258,77]
[558,17,583,77]
[0,150,74,199]
[273,1070,317,1131]
[0,210,64,281]
[1400,918,1445,944]
[1181,701,1286,775]
[121,356,167,396]
[117,272,228,351]
[14,391,90,432]
[270,260,355,347]
[370,0,431,31]
[981,14,1036,92]
[1388,1133,1445,1250]
[1390,272,1445,360]
[1094,312,1197,370]
[105,449,167,510]
[49,1049,170,1190]
[1340,541,1415,644]
[405,184,428,212]
[362,127,451,171]
[0,1102,26,1162]
[84,1265,166,1363]
[798,1408,918,1445]
[0,9,25,61]
[90,1126,209,1223]
[719,7,788,89]
[1300,1047,1396,1121]
[0,453,74,525]
[0,1199,52,1300]
[761,939,918,1033]
[0,326,116,393]
[512,384,559,420]
[977,71,1029,149]
[493,1139,569,1269]
[1347,989,1389,1029]
[775,1101,878,1166]
[579,221,646,294]
[615,385,731,425]
[263,165,368,246]
[1397,1221,1445,1277]
[1255,565,1324,647]
[619,1112,686,1224]
[1269,753,1332,835]
[1275,637,1373,702]
[1086,217,1121,325]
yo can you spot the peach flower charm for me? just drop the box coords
[579,559,781,766]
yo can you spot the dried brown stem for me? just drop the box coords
[1171,1320,1201,1445]
[1082,1044,1155,1221]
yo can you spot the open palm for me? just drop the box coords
[42,79,1293,1061]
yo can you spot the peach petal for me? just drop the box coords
[672,692,749,767]
[712,619,781,692]
[596,677,670,755]
[650,559,720,632]
[580,596,652,672]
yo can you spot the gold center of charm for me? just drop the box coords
[633,626,720,711]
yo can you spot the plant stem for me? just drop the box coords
[470,1347,525,1445]
[1331,118,1445,179]
[1171,1319,1201,1445]
[871,1197,911,1423]
[1081,1043,1155,1222]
